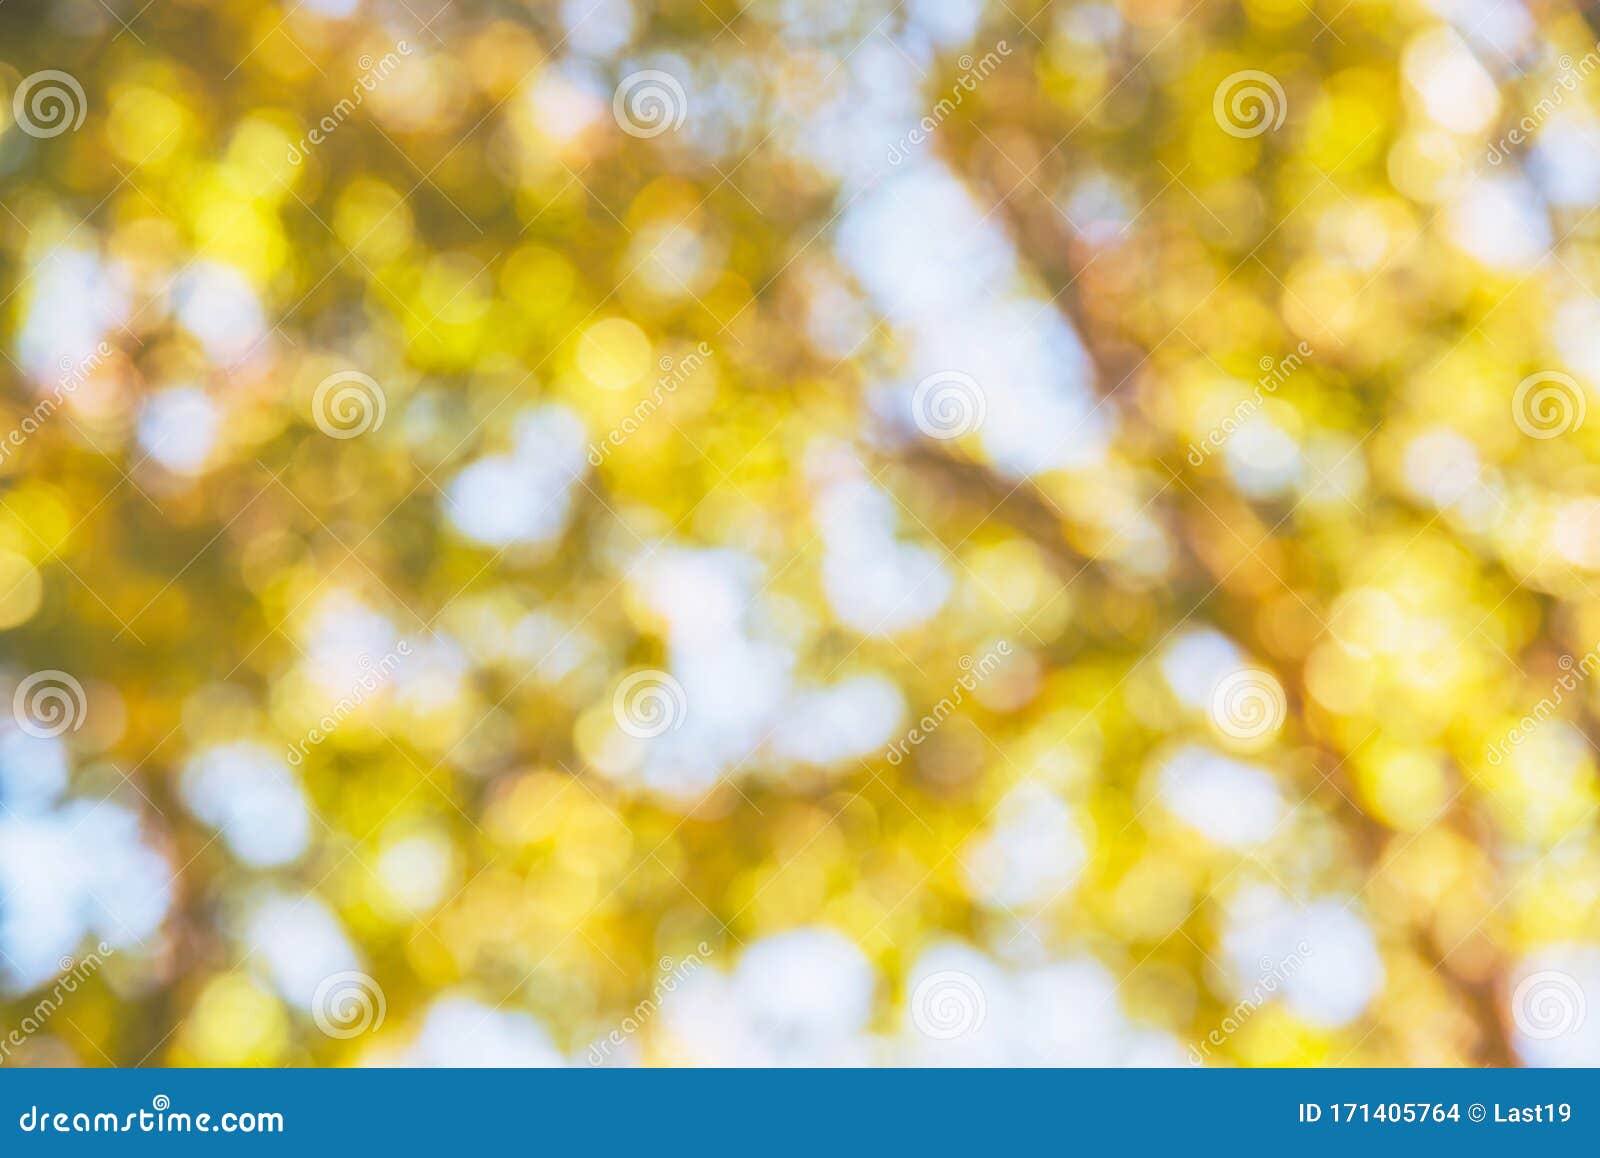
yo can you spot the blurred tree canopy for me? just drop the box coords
[2,0,1600,1067]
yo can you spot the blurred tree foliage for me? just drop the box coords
[3,0,1600,1067]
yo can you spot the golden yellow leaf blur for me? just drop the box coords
[5,0,1600,1075]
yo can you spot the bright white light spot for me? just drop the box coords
[376,830,457,914]
[563,0,634,58]
[1402,428,1480,508]
[1403,28,1501,134]
[1156,745,1286,848]
[173,262,267,365]
[1224,415,1303,499]
[661,928,875,1065]
[138,387,219,475]
[1446,174,1552,271]
[962,783,1087,910]
[245,892,362,1009]
[181,742,311,867]
[1223,886,1384,1028]
[445,405,589,548]
[1160,629,1245,710]
[387,996,565,1067]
